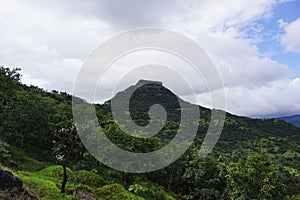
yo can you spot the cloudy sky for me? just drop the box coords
[1,0,300,118]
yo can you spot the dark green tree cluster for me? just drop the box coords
[0,66,83,193]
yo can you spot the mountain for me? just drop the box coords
[278,114,300,128]
[98,79,300,148]
[96,80,300,198]
[1,66,300,199]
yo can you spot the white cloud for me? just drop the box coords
[194,78,300,118]
[0,0,299,117]
[195,31,290,88]
[226,78,300,117]
[279,17,300,53]
[0,1,112,86]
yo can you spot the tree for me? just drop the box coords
[52,123,79,193]
[182,153,225,200]
[0,66,21,105]
[4,90,53,147]
[224,151,284,200]
[51,101,81,193]
[0,66,21,139]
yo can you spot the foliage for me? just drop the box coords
[17,170,74,200]
[0,67,299,199]
[95,183,144,200]
[52,124,79,193]
[128,180,176,200]
[0,139,10,161]
[0,66,21,141]
[5,146,46,171]
[74,170,105,189]
[223,151,284,200]
[4,90,54,147]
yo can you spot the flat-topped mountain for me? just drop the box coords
[97,79,300,151]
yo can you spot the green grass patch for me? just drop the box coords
[129,177,176,200]
[15,166,76,200]
[74,170,105,189]
[95,183,144,200]
[18,174,73,200]
[36,165,74,183]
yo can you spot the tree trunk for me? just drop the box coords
[167,173,173,191]
[20,133,25,147]
[121,172,129,189]
[61,164,68,193]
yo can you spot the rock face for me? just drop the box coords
[0,168,37,200]
[0,168,23,189]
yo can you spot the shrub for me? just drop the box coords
[0,139,10,161]
[95,183,144,200]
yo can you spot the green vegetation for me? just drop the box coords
[0,66,299,199]
[95,184,144,200]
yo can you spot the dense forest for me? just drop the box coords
[0,66,299,199]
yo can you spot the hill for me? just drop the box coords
[0,66,299,199]
[96,79,300,199]
[279,114,300,128]
[98,79,300,150]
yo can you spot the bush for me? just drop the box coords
[7,147,46,171]
[128,181,175,200]
[74,170,105,189]
[0,139,10,161]
[37,165,74,183]
[95,183,144,200]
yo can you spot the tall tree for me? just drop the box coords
[0,66,21,139]
[4,90,53,147]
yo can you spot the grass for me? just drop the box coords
[15,166,75,200]
[129,177,176,200]
[74,170,106,189]
[1,146,174,200]
[95,184,144,200]
[15,166,146,200]
[6,146,47,171]
[17,173,73,200]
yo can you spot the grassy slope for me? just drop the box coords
[0,146,175,200]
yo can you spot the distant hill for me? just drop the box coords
[278,114,300,128]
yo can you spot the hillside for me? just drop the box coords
[98,79,300,151]
[279,114,300,128]
[0,66,300,199]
